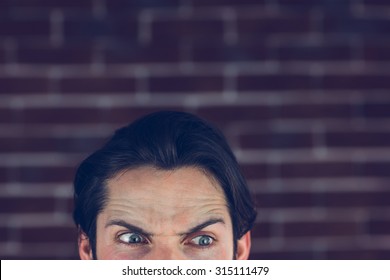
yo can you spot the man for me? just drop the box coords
[73,111,257,259]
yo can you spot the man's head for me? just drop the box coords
[73,111,257,259]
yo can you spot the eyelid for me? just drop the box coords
[184,232,216,248]
[117,232,150,246]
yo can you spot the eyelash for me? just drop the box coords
[185,233,216,249]
[116,232,217,249]
[116,232,149,247]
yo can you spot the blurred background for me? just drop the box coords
[1,0,390,259]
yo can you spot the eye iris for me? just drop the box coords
[198,236,211,246]
[128,234,142,243]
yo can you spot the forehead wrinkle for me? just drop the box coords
[107,184,227,206]
[203,205,229,215]
[106,198,228,219]
[105,167,228,213]
[105,214,229,239]
[103,199,230,233]
[101,166,232,234]
[108,195,225,206]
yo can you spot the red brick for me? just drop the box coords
[359,162,390,177]
[65,197,74,213]
[237,15,313,40]
[0,197,57,213]
[0,227,8,242]
[246,161,390,179]
[323,75,390,90]
[257,191,390,208]
[326,132,390,147]
[238,74,316,91]
[251,222,273,238]
[278,0,324,5]
[0,136,106,153]
[106,0,181,11]
[278,104,355,119]
[1,107,185,125]
[59,77,136,93]
[240,164,269,180]
[324,16,390,35]
[0,108,23,124]
[6,0,93,9]
[278,0,351,11]
[368,219,390,235]
[277,44,352,61]
[152,18,224,43]
[240,132,313,149]
[192,42,269,62]
[0,18,50,37]
[257,192,314,208]
[362,0,390,5]
[105,43,181,64]
[283,221,361,237]
[7,108,106,124]
[363,42,390,61]
[322,192,390,207]
[25,166,75,183]
[198,106,275,123]
[105,107,186,124]
[0,48,6,63]
[0,168,7,182]
[278,162,357,178]
[362,103,390,118]
[149,75,224,93]
[325,250,390,260]
[250,251,315,260]
[18,44,94,64]
[0,166,75,183]
[0,78,49,94]
[192,0,266,7]
[64,16,138,43]
[0,251,79,260]
[0,241,79,259]
[20,226,78,243]
[0,103,358,125]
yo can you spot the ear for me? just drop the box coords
[78,230,93,260]
[236,231,251,260]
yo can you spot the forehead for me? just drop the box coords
[103,166,229,232]
[107,166,224,197]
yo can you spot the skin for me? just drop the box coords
[78,166,251,260]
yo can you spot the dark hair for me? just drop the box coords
[73,111,257,258]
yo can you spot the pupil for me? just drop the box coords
[200,236,210,245]
[130,234,141,243]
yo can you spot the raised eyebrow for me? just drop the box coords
[180,218,225,236]
[105,219,153,237]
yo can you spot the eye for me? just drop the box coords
[118,233,148,245]
[190,235,214,247]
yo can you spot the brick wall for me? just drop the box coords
[1,0,390,259]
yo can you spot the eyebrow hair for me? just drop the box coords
[179,218,225,236]
[105,218,225,237]
[105,219,153,237]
